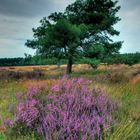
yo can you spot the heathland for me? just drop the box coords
[0,64,140,140]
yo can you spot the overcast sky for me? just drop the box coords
[0,0,140,58]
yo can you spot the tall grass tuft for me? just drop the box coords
[107,119,138,140]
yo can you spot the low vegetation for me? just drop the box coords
[0,64,140,140]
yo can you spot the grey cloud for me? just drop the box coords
[122,0,140,10]
[0,0,73,17]
[0,0,53,17]
[0,0,72,58]
[114,0,140,53]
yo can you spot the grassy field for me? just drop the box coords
[0,64,140,140]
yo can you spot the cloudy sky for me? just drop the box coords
[0,0,139,58]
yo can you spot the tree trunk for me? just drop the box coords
[66,55,73,74]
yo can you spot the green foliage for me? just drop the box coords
[83,43,105,59]
[30,56,58,65]
[81,58,100,69]
[65,0,122,56]
[26,20,87,58]
[0,133,5,140]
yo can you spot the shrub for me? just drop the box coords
[81,58,100,69]
[108,72,129,83]
[94,71,129,84]
[3,77,115,140]
[25,69,45,79]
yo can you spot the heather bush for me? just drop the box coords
[0,69,44,80]
[94,71,129,84]
[108,72,129,83]
[3,77,116,140]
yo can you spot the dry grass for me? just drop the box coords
[0,64,90,72]
[130,75,140,84]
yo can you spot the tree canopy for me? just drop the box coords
[25,0,122,73]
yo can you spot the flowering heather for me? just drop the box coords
[4,77,115,140]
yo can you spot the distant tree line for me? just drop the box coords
[0,52,140,66]
[103,52,140,65]
[0,54,67,66]
[0,58,24,66]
